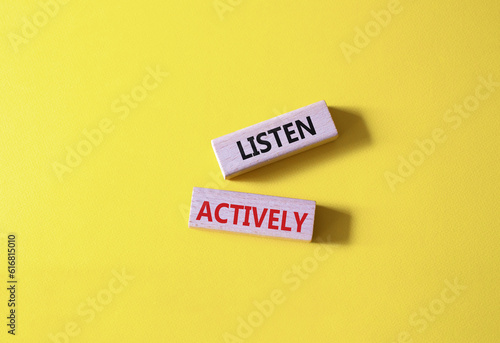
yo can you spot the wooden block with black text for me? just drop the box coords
[188,187,316,241]
[212,100,338,179]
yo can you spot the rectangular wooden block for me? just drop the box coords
[212,100,338,179]
[188,187,316,241]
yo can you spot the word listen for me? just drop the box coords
[195,201,309,232]
[237,116,316,160]
[189,188,316,241]
[212,100,338,179]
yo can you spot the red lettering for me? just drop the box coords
[230,204,244,225]
[280,211,292,231]
[268,209,280,230]
[252,207,268,227]
[196,201,212,221]
[197,201,308,234]
[294,212,308,233]
[242,206,252,226]
[215,203,229,223]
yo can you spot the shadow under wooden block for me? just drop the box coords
[312,206,351,244]
[232,107,371,182]
[328,107,372,157]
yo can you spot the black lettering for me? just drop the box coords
[267,127,283,147]
[283,123,299,143]
[237,141,253,160]
[296,116,316,139]
[256,132,272,153]
[247,136,260,156]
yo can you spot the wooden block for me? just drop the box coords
[212,100,338,179]
[189,187,316,241]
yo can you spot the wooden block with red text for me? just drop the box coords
[188,187,316,241]
[212,100,338,179]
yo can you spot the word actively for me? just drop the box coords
[212,100,338,179]
[189,187,316,241]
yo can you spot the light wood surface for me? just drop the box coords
[212,100,338,179]
[189,187,316,241]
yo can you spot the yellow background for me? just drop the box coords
[1,0,499,342]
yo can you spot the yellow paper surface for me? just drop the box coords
[1,0,499,341]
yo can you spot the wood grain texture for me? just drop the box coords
[212,100,338,179]
[188,187,316,241]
